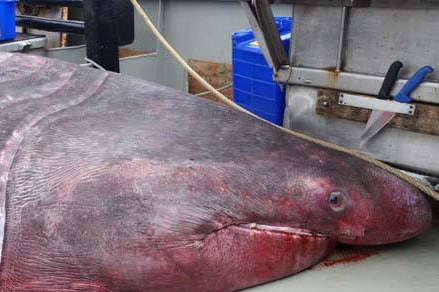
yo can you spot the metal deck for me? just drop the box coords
[248,223,439,291]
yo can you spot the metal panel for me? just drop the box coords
[46,44,87,64]
[291,0,371,6]
[344,8,439,80]
[120,54,159,82]
[283,86,439,176]
[129,1,160,53]
[283,3,439,175]
[290,5,342,68]
[288,6,439,80]
[368,0,439,9]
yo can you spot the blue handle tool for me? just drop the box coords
[394,66,434,103]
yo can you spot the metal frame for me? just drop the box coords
[240,0,439,105]
[239,0,289,71]
[0,34,46,53]
[275,67,439,104]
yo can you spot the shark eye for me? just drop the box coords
[328,191,347,212]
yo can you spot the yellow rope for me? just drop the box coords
[129,0,439,201]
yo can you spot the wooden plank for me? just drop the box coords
[60,7,68,48]
[188,59,233,104]
[316,90,439,136]
[119,48,149,59]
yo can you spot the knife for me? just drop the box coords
[360,65,434,143]
[360,61,403,143]
[377,61,404,100]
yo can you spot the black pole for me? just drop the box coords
[114,0,135,47]
[16,15,85,34]
[83,0,119,72]
[83,0,134,72]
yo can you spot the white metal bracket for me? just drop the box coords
[338,93,416,115]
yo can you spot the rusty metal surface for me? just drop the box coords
[277,67,439,105]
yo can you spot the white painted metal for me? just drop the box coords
[339,93,416,115]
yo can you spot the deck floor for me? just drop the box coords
[247,223,439,292]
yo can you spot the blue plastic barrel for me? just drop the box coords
[0,0,17,42]
[232,17,292,125]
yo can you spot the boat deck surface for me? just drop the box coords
[248,223,439,292]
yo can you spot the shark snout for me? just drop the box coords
[338,175,432,246]
[385,187,433,242]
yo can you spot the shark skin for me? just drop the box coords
[0,53,432,292]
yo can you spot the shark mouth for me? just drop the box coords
[199,222,337,290]
[229,223,337,261]
[237,223,330,238]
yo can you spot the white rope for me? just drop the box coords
[195,83,233,97]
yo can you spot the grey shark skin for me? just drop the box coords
[0,53,432,292]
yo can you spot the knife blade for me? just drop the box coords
[360,61,403,143]
[360,65,434,144]
[360,110,398,144]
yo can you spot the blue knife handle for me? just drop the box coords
[394,66,434,103]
